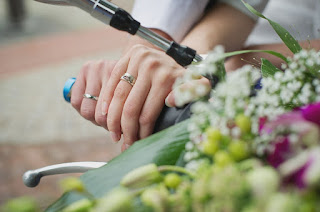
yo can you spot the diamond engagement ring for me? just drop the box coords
[120,73,136,86]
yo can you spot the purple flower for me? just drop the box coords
[261,109,320,168]
[267,137,291,168]
[278,148,320,189]
[300,101,320,127]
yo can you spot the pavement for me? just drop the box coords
[0,0,134,209]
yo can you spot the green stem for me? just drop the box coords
[157,165,195,178]
[78,190,96,202]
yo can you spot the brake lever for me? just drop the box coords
[23,161,107,187]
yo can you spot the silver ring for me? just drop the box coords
[83,94,98,101]
[120,73,136,86]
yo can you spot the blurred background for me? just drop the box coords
[0,0,134,209]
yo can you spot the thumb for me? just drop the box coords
[165,77,211,108]
[165,91,176,108]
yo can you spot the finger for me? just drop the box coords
[167,77,211,107]
[71,62,89,113]
[99,44,149,117]
[80,62,104,123]
[121,75,151,148]
[121,142,129,152]
[138,84,171,140]
[107,72,137,142]
[165,90,175,108]
[99,56,130,117]
[95,61,117,130]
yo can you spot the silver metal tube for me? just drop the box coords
[136,26,172,51]
[35,0,203,64]
[23,162,107,187]
[90,0,118,25]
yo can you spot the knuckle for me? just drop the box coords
[130,44,150,58]
[139,112,153,126]
[95,60,105,70]
[123,134,136,145]
[81,61,94,73]
[123,103,138,119]
[144,58,160,71]
[156,74,172,88]
[80,105,95,121]
[131,44,147,52]
[113,86,126,99]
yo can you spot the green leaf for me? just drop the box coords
[261,58,281,77]
[242,0,302,54]
[222,49,288,64]
[46,119,191,212]
[216,60,226,81]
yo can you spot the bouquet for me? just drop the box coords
[3,2,320,212]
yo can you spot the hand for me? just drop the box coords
[71,60,117,130]
[99,44,186,151]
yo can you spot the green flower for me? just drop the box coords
[62,199,93,212]
[120,164,163,189]
[141,185,169,212]
[164,173,182,189]
[235,114,252,134]
[2,197,39,212]
[228,140,250,161]
[246,167,279,201]
[93,188,133,212]
[59,177,85,193]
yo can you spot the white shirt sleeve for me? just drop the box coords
[131,0,210,42]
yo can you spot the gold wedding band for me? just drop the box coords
[120,73,136,86]
[83,94,98,101]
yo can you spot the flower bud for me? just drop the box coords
[246,167,279,200]
[59,177,85,193]
[93,188,132,212]
[164,173,182,189]
[62,199,93,212]
[2,197,39,212]
[266,193,298,212]
[214,151,233,167]
[121,164,162,189]
[141,185,169,212]
[228,140,249,161]
[169,182,192,212]
[205,127,222,142]
[202,139,219,156]
[235,114,252,134]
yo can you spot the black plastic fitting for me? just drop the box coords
[110,8,140,35]
[166,41,197,67]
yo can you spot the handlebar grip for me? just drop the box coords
[63,77,76,102]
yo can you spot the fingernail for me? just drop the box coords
[165,96,173,108]
[102,101,108,115]
[110,132,120,142]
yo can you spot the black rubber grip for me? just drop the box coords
[110,8,140,35]
[166,41,196,67]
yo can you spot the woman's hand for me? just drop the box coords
[71,60,117,129]
[99,44,185,151]
[70,45,213,152]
